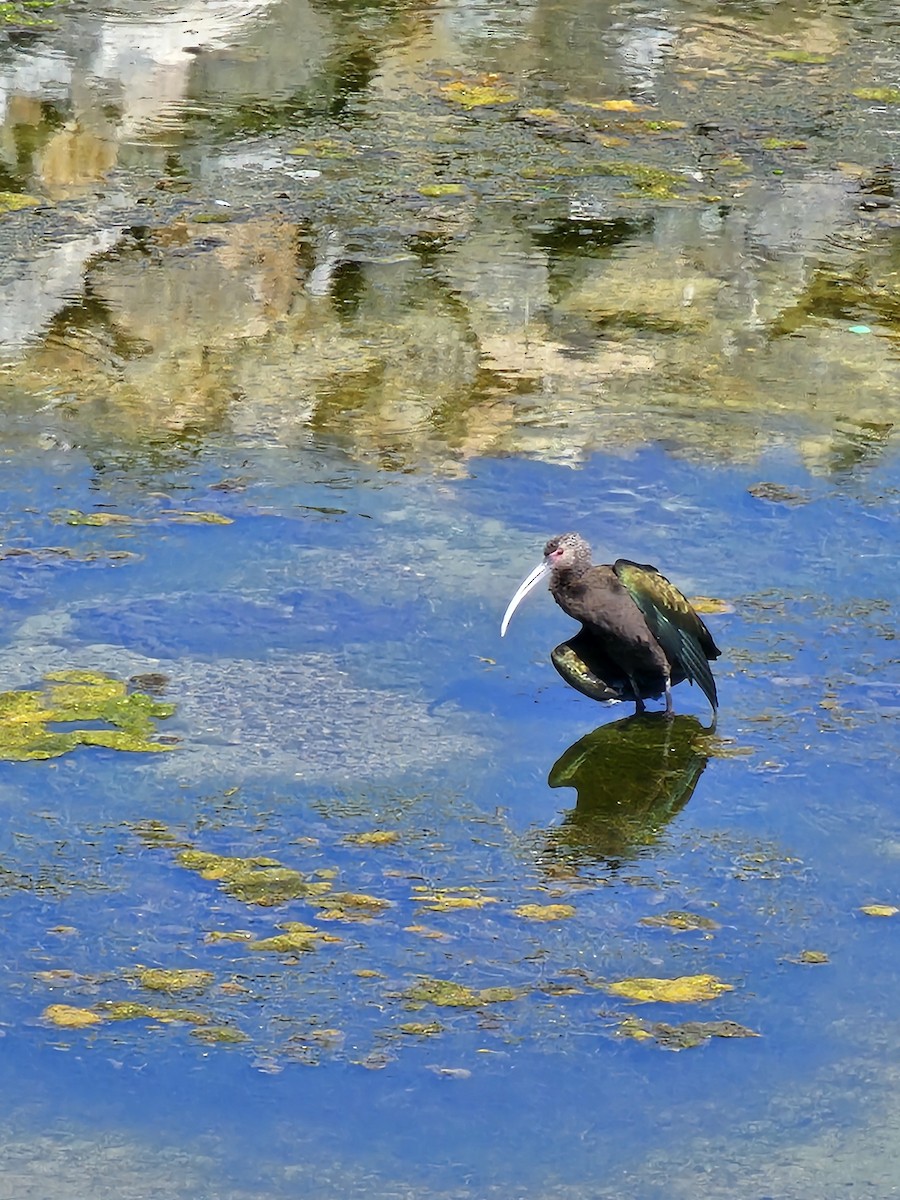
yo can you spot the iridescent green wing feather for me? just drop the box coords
[614,559,720,712]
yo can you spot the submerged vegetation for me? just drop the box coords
[25,816,787,1066]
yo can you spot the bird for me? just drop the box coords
[500,532,721,716]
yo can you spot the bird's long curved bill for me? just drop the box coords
[500,561,550,637]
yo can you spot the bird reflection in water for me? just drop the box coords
[540,713,711,873]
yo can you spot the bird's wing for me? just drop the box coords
[614,559,720,712]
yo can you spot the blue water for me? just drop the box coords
[0,426,896,1196]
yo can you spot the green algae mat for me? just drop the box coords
[0,670,175,760]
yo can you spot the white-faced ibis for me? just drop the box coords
[500,532,721,716]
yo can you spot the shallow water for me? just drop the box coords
[0,435,896,1198]
[0,0,899,1196]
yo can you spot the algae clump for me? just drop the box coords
[175,849,330,906]
[514,903,576,921]
[591,160,684,199]
[852,87,900,104]
[439,77,517,109]
[619,1017,758,1049]
[190,1026,248,1044]
[248,923,335,952]
[639,911,720,932]
[138,968,215,994]
[316,891,392,921]
[43,1003,103,1028]
[0,671,175,760]
[0,191,41,213]
[398,1022,444,1036]
[61,508,232,526]
[605,974,733,1003]
[405,977,525,1008]
[413,886,498,912]
[343,830,401,847]
[101,1001,209,1024]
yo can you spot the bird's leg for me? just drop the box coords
[626,674,646,715]
[664,672,674,717]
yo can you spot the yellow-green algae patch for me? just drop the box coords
[591,160,684,199]
[514,903,576,921]
[137,968,215,994]
[177,850,280,876]
[639,911,720,932]
[315,891,392,921]
[438,77,517,109]
[0,670,175,760]
[159,510,233,525]
[398,1021,444,1037]
[36,969,82,985]
[404,923,450,940]
[204,930,254,944]
[405,977,525,1008]
[413,885,499,912]
[605,974,733,1004]
[860,904,899,917]
[59,508,232,526]
[596,98,648,113]
[287,137,355,158]
[57,510,135,526]
[419,184,466,198]
[761,138,808,151]
[0,1,58,29]
[689,596,734,615]
[100,1001,210,1024]
[343,830,402,847]
[175,849,331,906]
[307,1028,344,1050]
[248,922,338,952]
[852,87,900,103]
[0,191,41,213]
[794,950,829,964]
[618,1017,758,1049]
[43,1003,103,1028]
[190,1026,248,1044]
[632,119,686,132]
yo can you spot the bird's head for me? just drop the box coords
[500,532,592,637]
[543,532,591,575]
